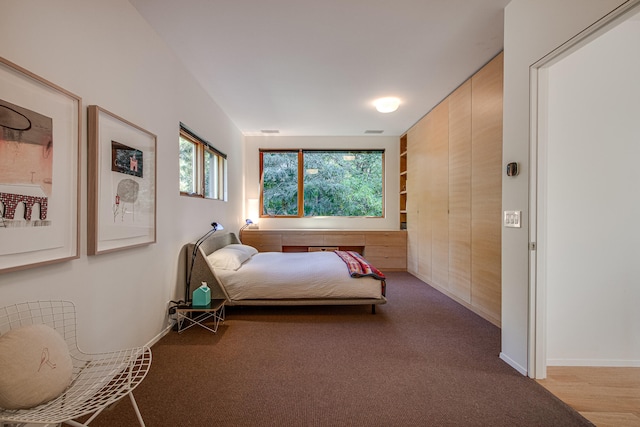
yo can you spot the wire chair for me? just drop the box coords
[0,301,152,427]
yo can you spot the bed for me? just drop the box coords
[185,232,386,313]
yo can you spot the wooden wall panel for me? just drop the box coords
[471,52,503,322]
[407,118,428,277]
[418,113,434,281]
[448,80,472,304]
[242,230,406,270]
[240,232,282,252]
[430,100,449,289]
[323,232,366,246]
[404,52,502,326]
[282,231,324,246]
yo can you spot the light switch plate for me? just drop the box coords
[504,211,521,228]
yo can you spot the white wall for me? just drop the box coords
[502,0,628,374]
[244,135,399,230]
[545,16,640,365]
[0,1,243,352]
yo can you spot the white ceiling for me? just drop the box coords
[129,0,510,137]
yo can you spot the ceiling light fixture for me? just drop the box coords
[374,97,400,113]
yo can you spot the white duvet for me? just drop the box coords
[213,251,384,301]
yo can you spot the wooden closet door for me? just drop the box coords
[448,80,472,303]
[409,117,432,281]
[471,52,503,323]
[406,120,426,276]
[429,100,449,289]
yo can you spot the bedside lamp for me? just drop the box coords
[185,222,223,304]
[239,218,253,242]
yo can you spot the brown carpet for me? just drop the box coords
[92,272,592,426]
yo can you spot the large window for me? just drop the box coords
[260,149,384,217]
[179,123,227,200]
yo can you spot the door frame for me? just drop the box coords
[528,0,640,379]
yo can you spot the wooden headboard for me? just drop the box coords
[185,232,240,301]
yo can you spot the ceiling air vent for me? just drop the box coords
[261,129,280,134]
[365,130,384,134]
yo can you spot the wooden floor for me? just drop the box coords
[537,367,640,427]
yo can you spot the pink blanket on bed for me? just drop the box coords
[334,250,386,281]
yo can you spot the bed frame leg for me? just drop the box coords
[371,304,376,314]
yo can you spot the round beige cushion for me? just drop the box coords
[0,324,73,409]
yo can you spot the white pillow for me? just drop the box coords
[226,244,258,257]
[207,247,252,270]
[0,324,73,409]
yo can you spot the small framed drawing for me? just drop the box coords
[87,105,157,255]
[0,57,81,273]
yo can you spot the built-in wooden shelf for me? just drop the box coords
[241,229,407,271]
[400,134,408,230]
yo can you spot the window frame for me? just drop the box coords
[259,149,385,218]
[179,123,227,201]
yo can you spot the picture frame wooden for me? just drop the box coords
[0,57,81,273]
[87,105,157,255]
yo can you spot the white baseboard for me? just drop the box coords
[500,352,528,376]
[547,358,640,367]
[146,322,174,348]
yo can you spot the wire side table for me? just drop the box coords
[175,299,225,334]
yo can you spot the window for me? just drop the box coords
[179,124,227,200]
[260,149,384,217]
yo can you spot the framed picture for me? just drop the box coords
[87,105,156,255]
[0,57,81,273]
